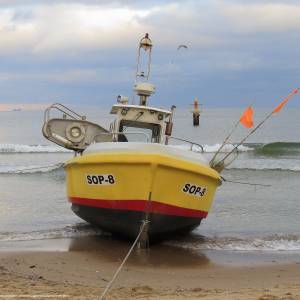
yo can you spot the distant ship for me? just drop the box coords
[12,108,22,111]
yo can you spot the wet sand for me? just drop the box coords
[0,236,299,299]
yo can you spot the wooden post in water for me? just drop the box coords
[192,97,200,126]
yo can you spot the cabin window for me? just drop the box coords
[118,120,160,143]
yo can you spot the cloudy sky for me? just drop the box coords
[0,0,299,108]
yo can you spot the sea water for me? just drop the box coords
[0,107,299,252]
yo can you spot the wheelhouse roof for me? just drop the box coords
[110,104,171,116]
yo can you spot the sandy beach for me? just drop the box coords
[0,237,299,300]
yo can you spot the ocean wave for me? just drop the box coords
[188,141,300,155]
[167,234,300,252]
[0,225,105,242]
[1,142,299,156]
[2,227,299,252]
[0,163,63,174]
[203,143,253,153]
[256,142,300,155]
[228,158,300,172]
[202,142,300,155]
[0,143,71,153]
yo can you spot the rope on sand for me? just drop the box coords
[99,220,149,300]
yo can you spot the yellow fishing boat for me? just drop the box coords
[42,34,221,242]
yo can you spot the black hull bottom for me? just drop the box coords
[72,204,202,241]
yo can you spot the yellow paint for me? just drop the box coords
[65,152,221,214]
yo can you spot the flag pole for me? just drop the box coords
[214,88,299,169]
[217,112,273,165]
[210,105,253,166]
[209,119,240,164]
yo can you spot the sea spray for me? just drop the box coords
[0,143,71,153]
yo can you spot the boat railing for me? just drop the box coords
[166,136,204,153]
[44,103,86,123]
[94,132,151,143]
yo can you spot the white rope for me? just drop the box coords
[221,176,271,187]
[99,220,149,300]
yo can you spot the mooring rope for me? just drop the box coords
[221,176,271,187]
[99,220,149,300]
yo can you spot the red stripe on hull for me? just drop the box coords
[69,197,208,218]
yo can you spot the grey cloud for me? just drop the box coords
[11,8,34,22]
[0,0,299,107]
[0,0,176,9]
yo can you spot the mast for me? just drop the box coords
[134,33,155,106]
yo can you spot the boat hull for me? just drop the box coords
[71,203,202,240]
[65,143,221,240]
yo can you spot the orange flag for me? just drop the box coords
[240,106,254,128]
[272,88,299,113]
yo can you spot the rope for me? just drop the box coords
[99,220,149,300]
[221,176,271,187]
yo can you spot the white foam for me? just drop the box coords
[202,238,300,251]
[0,143,71,153]
[203,143,253,153]
[0,143,253,154]
[0,225,104,242]
[2,228,299,252]
[167,235,300,252]
[0,163,63,174]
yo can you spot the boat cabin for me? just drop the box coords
[42,34,177,152]
[110,104,171,143]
